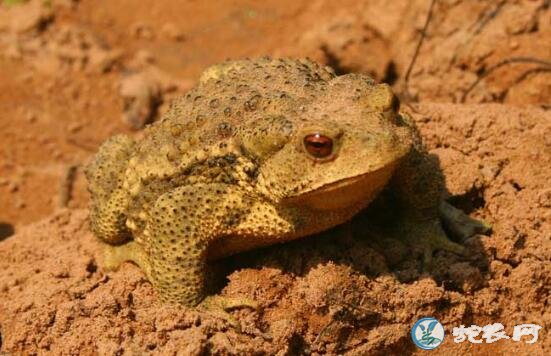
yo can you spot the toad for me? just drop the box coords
[85,57,489,309]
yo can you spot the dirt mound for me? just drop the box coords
[1,103,548,355]
[283,0,551,105]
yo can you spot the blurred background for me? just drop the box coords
[0,0,549,232]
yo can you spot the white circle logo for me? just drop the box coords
[411,317,445,350]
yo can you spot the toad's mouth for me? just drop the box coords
[283,162,398,211]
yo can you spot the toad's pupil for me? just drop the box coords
[304,133,333,158]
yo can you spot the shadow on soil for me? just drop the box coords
[0,222,15,241]
[208,154,491,354]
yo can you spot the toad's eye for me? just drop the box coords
[303,133,333,159]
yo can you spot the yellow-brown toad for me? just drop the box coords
[85,57,489,307]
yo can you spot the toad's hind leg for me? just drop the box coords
[146,184,257,311]
[85,135,135,245]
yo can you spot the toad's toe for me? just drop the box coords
[198,295,259,330]
[439,201,491,242]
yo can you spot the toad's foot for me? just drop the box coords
[409,218,466,269]
[103,241,150,274]
[390,202,491,269]
[198,295,258,330]
[439,201,491,242]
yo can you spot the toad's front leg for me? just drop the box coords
[389,132,490,267]
[145,183,257,318]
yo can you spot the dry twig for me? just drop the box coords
[460,57,551,102]
[58,164,78,208]
[403,0,437,102]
